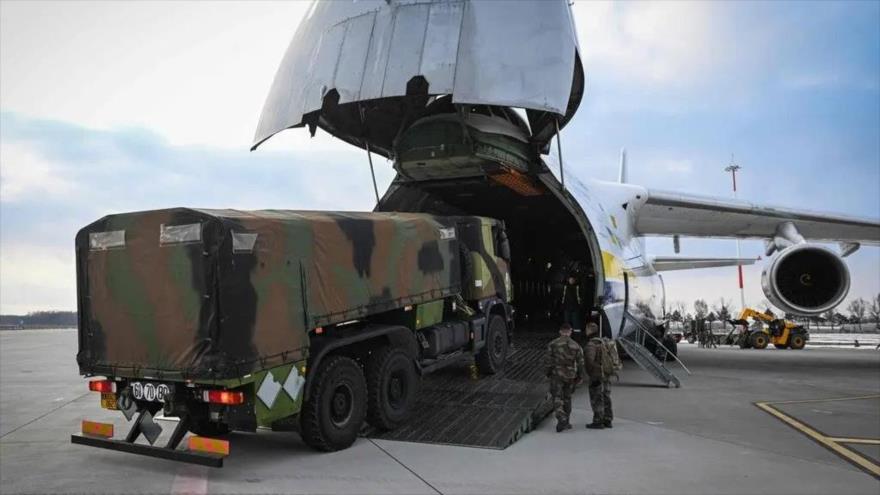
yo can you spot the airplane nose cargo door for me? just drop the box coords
[251,0,584,155]
[249,0,602,329]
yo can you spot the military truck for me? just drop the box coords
[72,208,513,465]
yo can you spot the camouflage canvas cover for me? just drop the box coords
[76,208,464,380]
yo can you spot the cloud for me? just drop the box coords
[781,72,880,92]
[0,112,394,313]
[573,1,723,86]
[0,243,75,315]
[657,158,693,175]
[0,141,78,201]
[0,1,311,149]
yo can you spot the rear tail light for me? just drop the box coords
[88,379,115,393]
[202,390,244,405]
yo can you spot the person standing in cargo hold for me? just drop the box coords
[545,323,586,432]
[561,275,583,331]
[584,323,614,429]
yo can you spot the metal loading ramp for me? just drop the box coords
[365,333,555,449]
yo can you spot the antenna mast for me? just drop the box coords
[724,154,746,311]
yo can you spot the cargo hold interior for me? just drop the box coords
[377,177,597,330]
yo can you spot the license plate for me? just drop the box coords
[130,382,173,403]
[100,393,118,410]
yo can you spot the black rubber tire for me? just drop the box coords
[788,334,806,350]
[751,333,769,350]
[476,315,508,375]
[299,355,367,452]
[189,420,230,437]
[366,346,420,431]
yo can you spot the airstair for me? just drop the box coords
[618,312,688,388]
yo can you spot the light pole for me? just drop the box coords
[724,156,746,311]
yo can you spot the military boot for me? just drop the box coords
[586,422,605,429]
[603,420,612,428]
[556,421,572,433]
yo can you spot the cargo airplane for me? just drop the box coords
[67,0,880,464]
[250,0,879,351]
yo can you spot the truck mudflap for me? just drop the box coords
[70,412,227,468]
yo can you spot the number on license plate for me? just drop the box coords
[130,382,172,403]
[100,393,118,410]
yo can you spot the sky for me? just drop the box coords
[1,0,878,316]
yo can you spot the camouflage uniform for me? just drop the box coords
[584,337,613,425]
[545,335,586,427]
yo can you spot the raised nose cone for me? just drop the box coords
[252,0,584,156]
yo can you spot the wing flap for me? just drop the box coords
[650,256,758,272]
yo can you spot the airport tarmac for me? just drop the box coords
[1,328,878,494]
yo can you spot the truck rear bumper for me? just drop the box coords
[71,434,224,467]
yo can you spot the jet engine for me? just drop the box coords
[761,243,850,316]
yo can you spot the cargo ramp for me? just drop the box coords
[366,333,554,449]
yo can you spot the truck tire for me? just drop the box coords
[788,334,806,350]
[751,333,769,350]
[366,346,419,431]
[300,355,367,452]
[476,315,508,375]
[189,420,230,437]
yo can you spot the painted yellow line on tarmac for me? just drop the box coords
[828,437,880,445]
[764,394,880,405]
[755,401,880,478]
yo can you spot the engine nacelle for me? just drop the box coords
[761,244,850,316]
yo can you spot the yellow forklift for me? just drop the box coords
[728,308,809,350]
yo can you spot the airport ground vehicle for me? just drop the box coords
[729,308,809,350]
[73,209,513,465]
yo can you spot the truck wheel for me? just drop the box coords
[789,334,806,350]
[751,333,768,350]
[476,315,508,375]
[300,355,367,452]
[366,346,419,431]
[189,420,230,437]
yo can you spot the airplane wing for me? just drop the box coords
[650,256,758,272]
[635,189,880,245]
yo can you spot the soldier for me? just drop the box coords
[584,323,613,429]
[560,275,583,331]
[545,323,586,432]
